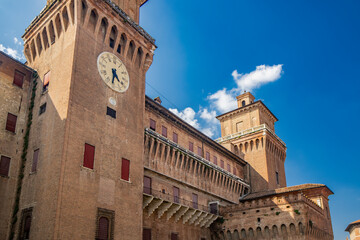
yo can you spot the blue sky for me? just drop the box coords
[1,0,359,239]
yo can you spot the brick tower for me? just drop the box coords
[6,0,156,239]
[216,92,287,192]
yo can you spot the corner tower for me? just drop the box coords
[12,0,156,239]
[216,92,286,192]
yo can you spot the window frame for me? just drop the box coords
[173,186,180,204]
[121,158,130,181]
[189,142,194,152]
[13,70,25,88]
[96,208,115,240]
[149,118,156,131]
[162,125,167,137]
[5,113,17,133]
[0,155,11,177]
[83,143,95,169]
[173,132,178,144]
[19,207,33,240]
[31,149,40,173]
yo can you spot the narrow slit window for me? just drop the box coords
[31,149,39,172]
[39,103,47,115]
[106,107,116,119]
[173,186,180,203]
[192,193,198,209]
[121,158,130,181]
[276,171,279,185]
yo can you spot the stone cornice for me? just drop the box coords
[216,101,278,123]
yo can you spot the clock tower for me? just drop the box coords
[15,0,155,239]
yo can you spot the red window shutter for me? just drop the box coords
[213,156,217,165]
[189,142,193,152]
[171,233,178,240]
[150,119,156,131]
[143,176,152,194]
[31,149,39,172]
[197,147,202,156]
[173,132,178,143]
[6,113,17,133]
[13,70,25,88]
[83,143,95,169]
[143,229,151,240]
[192,193,198,209]
[227,164,231,172]
[220,160,224,168]
[0,156,11,176]
[173,187,180,203]
[121,158,130,181]
[162,126,167,137]
[206,152,210,161]
[98,217,109,240]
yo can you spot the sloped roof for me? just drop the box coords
[240,184,333,201]
[345,220,360,232]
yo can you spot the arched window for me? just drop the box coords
[89,10,98,32]
[109,26,117,48]
[49,21,56,44]
[24,45,31,62]
[36,34,43,55]
[30,40,37,61]
[24,216,32,239]
[227,230,232,240]
[299,222,304,234]
[290,223,296,234]
[70,0,75,24]
[272,225,279,237]
[98,217,109,240]
[240,229,246,239]
[264,226,270,238]
[248,228,254,238]
[99,18,108,41]
[233,230,240,240]
[234,145,239,155]
[244,142,248,152]
[117,33,127,54]
[62,7,69,31]
[256,227,262,239]
[242,100,246,107]
[256,139,260,149]
[42,28,49,49]
[81,0,88,24]
[127,40,135,60]
[281,224,288,237]
[55,14,62,37]
[135,47,143,68]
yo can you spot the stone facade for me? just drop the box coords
[0,0,334,240]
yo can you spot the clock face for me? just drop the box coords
[97,52,130,93]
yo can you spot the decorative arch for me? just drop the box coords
[135,47,143,68]
[81,0,88,24]
[99,17,108,41]
[256,227,262,239]
[109,25,117,48]
[234,145,239,155]
[240,229,246,239]
[36,34,43,55]
[256,139,260,149]
[62,7,69,31]
[42,28,49,49]
[49,20,56,44]
[299,222,304,235]
[227,230,232,240]
[24,45,31,63]
[245,142,248,152]
[290,223,296,235]
[69,0,75,24]
[272,225,279,238]
[117,33,127,54]
[55,14,63,37]
[30,40,37,61]
[127,40,136,60]
[264,226,270,238]
[88,9,98,32]
[281,224,288,237]
[233,230,240,240]
[248,228,254,238]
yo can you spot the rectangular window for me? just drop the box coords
[0,156,11,177]
[6,113,17,133]
[83,143,95,169]
[213,156,217,165]
[31,149,39,173]
[227,164,231,172]
[171,233,178,240]
[206,152,210,161]
[19,208,33,240]
[173,186,180,203]
[13,70,25,88]
[150,119,156,131]
[109,38,115,48]
[209,202,218,215]
[197,146,202,156]
[39,103,47,115]
[173,132,178,144]
[143,228,151,240]
[189,142,193,152]
[162,126,167,137]
[121,158,130,181]
[276,171,279,185]
[143,176,152,195]
[43,71,50,92]
[192,193,198,209]
[96,208,114,240]
[106,106,116,119]
[233,167,237,175]
[220,160,224,168]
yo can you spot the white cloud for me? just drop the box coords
[14,37,22,46]
[199,108,218,125]
[208,64,283,114]
[0,43,25,61]
[232,64,283,92]
[169,107,200,129]
[208,88,238,113]
[201,127,215,138]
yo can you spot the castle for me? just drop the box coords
[0,0,334,239]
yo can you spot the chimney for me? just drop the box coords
[154,96,162,104]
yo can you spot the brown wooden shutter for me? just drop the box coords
[0,156,11,176]
[171,233,178,240]
[6,113,17,133]
[150,119,156,131]
[206,152,210,161]
[220,160,224,168]
[173,132,178,143]
[173,187,180,203]
[83,143,95,169]
[197,147,202,156]
[192,193,198,209]
[227,164,231,172]
[213,156,217,165]
[98,217,109,240]
[143,229,151,240]
[13,70,25,88]
[162,126,167,137]
[143,176,152,194]
[121,158,130,181]
[31,149,39,172]
[233,167,237,175]
[189,142,193,152]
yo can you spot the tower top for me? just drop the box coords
[236,91,255,108]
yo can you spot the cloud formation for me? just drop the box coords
[209,64,283,114]
[0,43,25,61]
[14,37,22,46]
[169,107,200,129]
